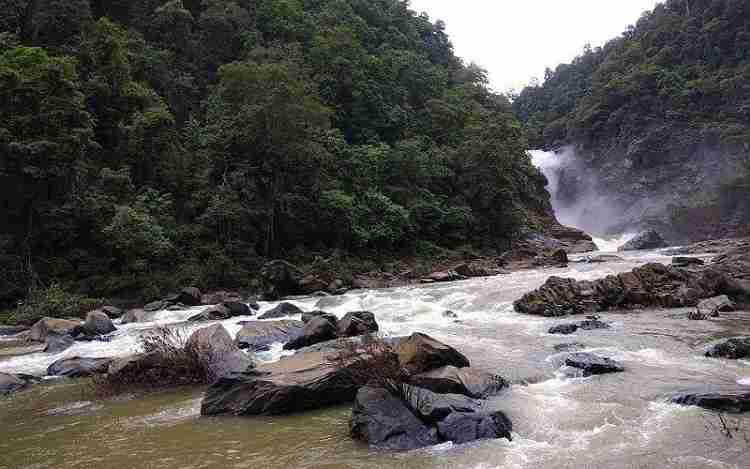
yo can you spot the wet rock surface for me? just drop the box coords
[515,247,750,316]
[47,357,113,377]
[234,320,304,351]
[705,337,750,359]
[409,366,508,398]
[672,389,750,413]
[258,302,304,320]
[564,353,625,376]
[618,230,668,251]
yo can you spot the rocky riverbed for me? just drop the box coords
[1,242,749,469]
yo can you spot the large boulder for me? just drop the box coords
[394,333,470,374]
[82,310,116,336]
[201,344,377,415]
[350,387,438,450]
[186,324,254,378]
[188,305,231,322]
[410,366,508,398]
[618,230,668,251]
[47,357,112,377]
[564,353,624,376]
[120,309,157,324]
[337,311,379,337]
[437,411,513,444]
[705,337,750,359]
[283,316,338,350]
[29,317,81,343]
[234,320,304,351]
[0,373,36,396]
[261,260,304,300]
[672,389,750,413]
[454,261,503,278]
[44,333,76,353]
[258,302,303,320]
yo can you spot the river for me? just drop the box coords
[1,247,749,469]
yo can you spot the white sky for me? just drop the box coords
[408,0,661,92]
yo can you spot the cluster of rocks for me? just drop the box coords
[514,246,750,317]
[201,331,513,450]
[260,260,349,300]
[25,309,119,354]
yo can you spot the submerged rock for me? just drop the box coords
[618,230,668,251]
[234,320,304,351]
[0,373,37,396]
[258,302,303,320]
[47,357,112,377]
[549,323,579,335]
[0,325,28,336]
[705,337,750,359]
[672,257,705,267]
[394,333,470,374]
[564,353,624,376]
[409,366,509,398]
[579,319,610,330]
[672,390,750,413]
[350,387,438,450]
[553,342,587,352]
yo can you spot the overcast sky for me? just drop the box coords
[408,0,661,92]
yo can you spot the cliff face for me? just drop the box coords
[514,0,750,242]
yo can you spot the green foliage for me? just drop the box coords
[4,283,104,325]
[0,0,553,306]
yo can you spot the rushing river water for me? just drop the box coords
[1,249,749,469]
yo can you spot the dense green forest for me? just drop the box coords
[0,0,553,311]
[513,0,750,239]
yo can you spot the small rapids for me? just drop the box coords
[1,250,749,469]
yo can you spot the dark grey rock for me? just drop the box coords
[44,333,76,353]
[283,316,338,350]
[705,337,750,359]
[222,301,252,317]
[618,230,668,251]
[672,389,750,413]
[578,320,610,330]
[437,410,513,444]
[47,357,112,377]
[350,387,438,450]
[186,324,254,378]
[564,353,625,376]
[549,323,579,335]
[234,320,304,351]
[258,302,303,320]
[82,310,116,336]
[188,305,231,322]
[553,342,586,352]
[337,311,378,337]
[410,366,508,398]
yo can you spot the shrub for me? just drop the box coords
[3,283,104,325]
[92,327,216,396]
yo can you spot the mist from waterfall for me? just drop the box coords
[530,148,633,252]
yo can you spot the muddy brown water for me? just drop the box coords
[1,250,749,469]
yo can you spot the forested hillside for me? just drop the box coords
[0,0,553,309]
[513,0,750,241]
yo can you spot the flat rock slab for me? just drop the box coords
[672,390,750,413]
[234,320,304,351]
[564,353,625,376]
[201,347,363,415]
[47,357,113,377]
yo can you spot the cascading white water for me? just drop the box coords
[530,149,634,252]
